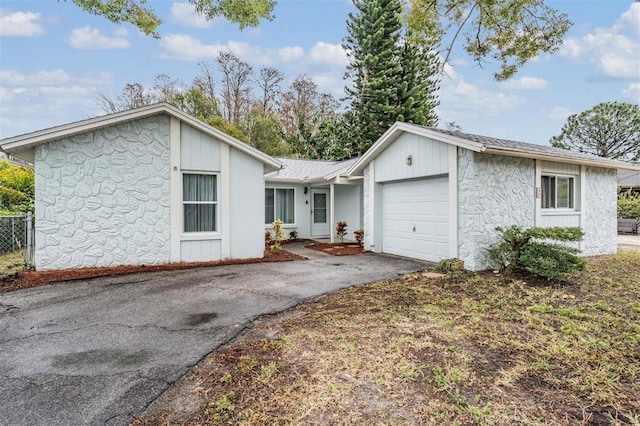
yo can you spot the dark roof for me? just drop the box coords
[618,163,640,188]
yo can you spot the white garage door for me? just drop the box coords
[381,177,449,262]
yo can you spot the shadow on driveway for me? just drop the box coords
[0,250,429,426]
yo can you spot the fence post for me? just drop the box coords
[25,211,33,270]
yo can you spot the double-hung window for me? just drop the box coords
[183,173,217,232]
[541,175,574,209]
[265,188,295,224]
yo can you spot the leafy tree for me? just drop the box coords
[255,67,284,117]
[0,161,34,214]
[407,0,572,81]
[246,110,289,156]
[169,87,220,121]
[66,0,275,37]
[216,51,253,125]
[550,102,640,161]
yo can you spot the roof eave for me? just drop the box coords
[483,147,640,171]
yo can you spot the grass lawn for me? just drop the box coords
[134,251,640,425]
[0,250,24,276]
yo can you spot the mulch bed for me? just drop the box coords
[0,249,303,294]
[305,242,366,256]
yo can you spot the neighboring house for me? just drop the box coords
[345,123,640,271]
[264,157,362,239]
[0,103,281,270]
[2,105,639,272]
[618,163,640,194]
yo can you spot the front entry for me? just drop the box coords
[311,189,330,237]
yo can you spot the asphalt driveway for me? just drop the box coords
[0,244,428,425]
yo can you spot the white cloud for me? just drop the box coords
[308,42,348,68]
[0,69,112,138]
[0,10,44,36]
[159,33,304,64]
[547,106,573,121]
[559,3,640,79]
[438,73,523,117]
[0,69,72,86]
[622,83,640,102]
[170,2,213,29]
[503,76,548,90]
[68,26,130,50]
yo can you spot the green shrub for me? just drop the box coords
[487,226,585,280]
[270,220,284,252]
[618,189,640,222]
[336,221,347,243]
[289,229,298,240]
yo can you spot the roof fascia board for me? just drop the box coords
[483,147,640,171]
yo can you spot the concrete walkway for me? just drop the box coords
[618,234,640,252]
[0,249,429,426]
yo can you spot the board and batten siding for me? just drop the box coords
[374,133,449,182]
[334,184,363,240]
[178,122,223,262]
[230,147,265,259]
[34,115,172,270]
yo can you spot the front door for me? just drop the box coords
[311,189,330,237]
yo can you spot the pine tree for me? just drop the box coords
[344,0,403,153]
[396,36,439,126]
[344,0,439,154]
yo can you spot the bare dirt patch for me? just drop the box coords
[132,252,640,425]
[305,242,365,256]
[0,249,303,294]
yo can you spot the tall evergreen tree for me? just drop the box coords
[396,36,439,126]
[344,0,403,153]
[344,0,439,154]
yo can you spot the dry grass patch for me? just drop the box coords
[133,251,640,425]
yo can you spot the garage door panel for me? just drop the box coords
[382,177,449,262]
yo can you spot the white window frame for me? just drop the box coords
[182,171,220,235]
[541,174,575,210]
[265,187,296,225]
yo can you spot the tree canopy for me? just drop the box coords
[550,102,640,162]
[0,161,34,214]
[407,0,572,81]
[67,0,275,37]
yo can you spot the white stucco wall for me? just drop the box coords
[458,150,536,271]
[35,115,171,270]
[582,167,617,255]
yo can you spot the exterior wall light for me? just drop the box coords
[405,155,412,166]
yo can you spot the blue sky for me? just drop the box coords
[0,0,638,145]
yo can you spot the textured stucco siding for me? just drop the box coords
[582,167,617,255]
[34,116,171,270]
[458,150,535,271]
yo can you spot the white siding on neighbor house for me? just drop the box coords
[334,184,362,240]
[457,150,536,271]
[34,115,171,270]
[582,167,617,255]
[180,123,221,171]
[374,133,449,182]
[230,147,265,259]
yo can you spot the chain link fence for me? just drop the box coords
[0,213,34,269]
